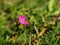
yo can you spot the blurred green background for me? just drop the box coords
[0,0,60,45]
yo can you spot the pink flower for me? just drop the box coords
[18,15,29,26]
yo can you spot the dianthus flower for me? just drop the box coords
[18,15,29,26]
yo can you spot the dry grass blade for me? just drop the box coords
[37,23,47,38]
[8,35,17,43]
[34,24,39,34]
[33,23,48,43]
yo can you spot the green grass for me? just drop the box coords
[0,0,60,45]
